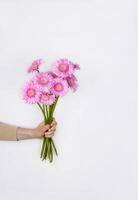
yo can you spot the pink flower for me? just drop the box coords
[40,92,55,105]
[51,78,68,96]
[22,82,41,104]
[27,59,44,73]
[53,59,74,78]
[66,74,78,92]
[34,72,53,88]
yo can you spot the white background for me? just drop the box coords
[0,0,137,199]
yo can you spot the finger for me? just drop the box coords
[45,134,54,138]
[49,126,56,131]
[45,132,54,138]
[51,118,56,125]
[51,121,57,127]
[45,130,55,136]
[46,132,54,138]
[42,124,50,132]
[46,130,54,135]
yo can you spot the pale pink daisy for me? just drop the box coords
[27,59,44,73]
[39,92,55,105]
[22,82,41,104]
[34,72,53,88]
[51,78,68,96]
[66,74,79,92]
[53,59,74,78]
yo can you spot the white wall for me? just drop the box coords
[0,0,137,199]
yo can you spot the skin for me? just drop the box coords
[17,119,57,140]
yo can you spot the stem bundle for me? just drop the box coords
[37,97,59,162]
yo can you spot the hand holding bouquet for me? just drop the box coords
[22,58,80,162]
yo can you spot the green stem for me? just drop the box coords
[43,105,46,118]
[37,103,47,124]
[49,96,59,122]
[46,138,50,160]
[43,138,48,160]
[41,138,46,158]
[45,106,49,121]
[37,102,44,114]
[49,139,53,162]
[52,96,59,116]
[51,138,58,156]
[48,105,53,123]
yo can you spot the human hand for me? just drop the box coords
[31,118,57,138]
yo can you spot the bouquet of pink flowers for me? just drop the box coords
[22,58,80,162]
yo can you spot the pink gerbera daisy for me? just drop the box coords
[66,74,79,92]
[51,78,68,97]
[27,59,44,73]
[53,59,74,78]
[34,72,53,88]
[39,92,55,105]
[22,82,41,103]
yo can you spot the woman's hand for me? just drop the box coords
[17,119,57,140]
[32,119,57,138]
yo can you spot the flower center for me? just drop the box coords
[27,88,35,97]
[42,94,50,101]
[54,83,63,92]
[59,64,69,72]
[40,77,48,85]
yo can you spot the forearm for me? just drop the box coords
[0,122,18,141]
[17,127,34,140]
[0,122,34,141]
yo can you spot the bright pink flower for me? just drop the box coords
[22,82,41,103]
[34,72,53,88]
[53,59,74,78]
[51,78,68,96]
[27,59,44,73]
[66,74,78,92]
[40,92,55,105]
